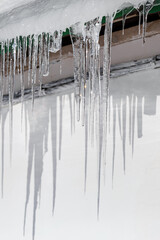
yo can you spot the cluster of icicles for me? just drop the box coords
[0,0,155,231]
[0,30,63,108]
[0,1,154,107]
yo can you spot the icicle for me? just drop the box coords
[80,39,86,127]
[12,38,16,98]
[59,31,63,75]
[122,15,126,35]
[20,38,24,126]
[142,4,145,44]
[85,19,101,142]
[2,43,5,93]
[16,37,20,75]
[70,19,101,125]
[70,27,82,121]
[102,14,114,169]
[20,39,24,100]
[23,36,27,67]
[42,33,50,77]
[0,42,4,107]
[28,35,32,86]
[103,14,114,98]
[31,35,38,109]
[38,34,43,95]
[50,30,62,53]
[121,6,134,35]
[6,40,9,93]
[142,1,153,44]
[138,10,142,35]
[8,39,16,164]
[22,36,27,122]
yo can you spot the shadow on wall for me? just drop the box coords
[0,68,160,240]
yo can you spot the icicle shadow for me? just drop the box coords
[23,98,50,240]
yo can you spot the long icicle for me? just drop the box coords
[31,35,38,109]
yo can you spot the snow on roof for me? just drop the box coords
[0,0,153,41]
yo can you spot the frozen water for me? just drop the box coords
[0,0,159,239]
[0,0,156,111]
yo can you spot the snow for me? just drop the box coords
[0,0,153,41]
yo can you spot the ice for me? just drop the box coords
[50,31,62,54]
[41,33,50,77]
[31,35,38,108]
[121,5,134,35]
[0,0,155,109]
[0,0,159,239]
[28,35,32,86]
[142,1,153,44]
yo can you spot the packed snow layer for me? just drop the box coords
[0,0,153,41]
